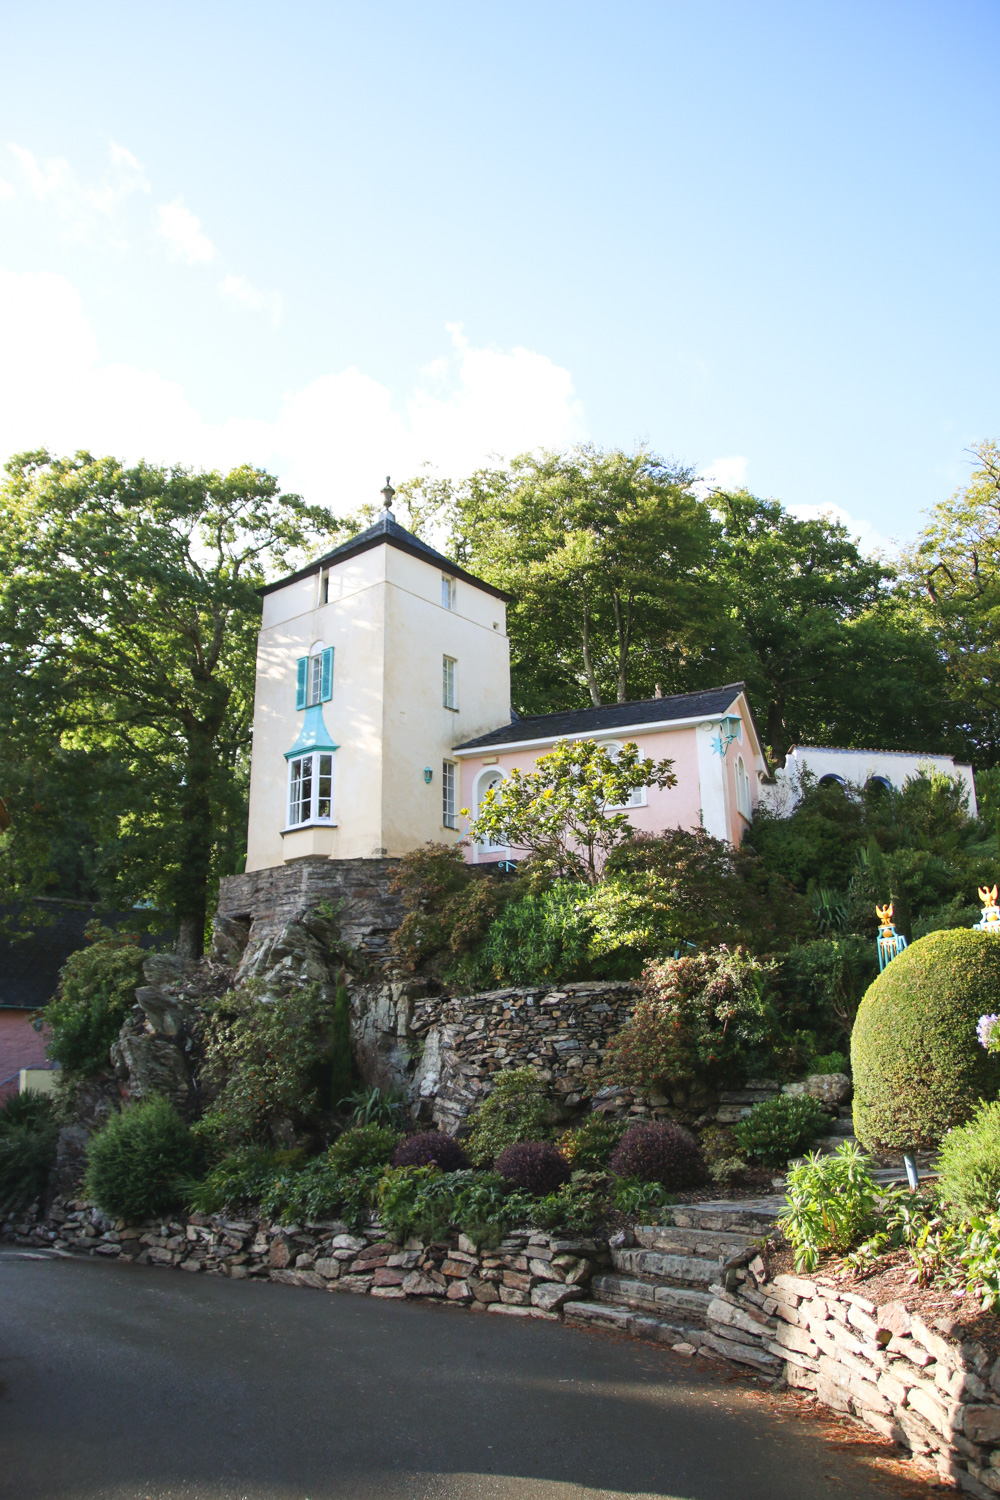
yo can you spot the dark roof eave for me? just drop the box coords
[259,529,512,603]
[453,682,767,754]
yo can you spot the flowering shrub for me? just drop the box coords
[494,1140,571,1194]
[604,947,779,1092]
[978,1013,1000,1051]
[607,1122,701,1188]
[392,1131,470,1172]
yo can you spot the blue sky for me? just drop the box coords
[0,1,996,548]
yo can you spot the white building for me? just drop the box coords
[762,745,978,816]
[245,492,511,871]
[244,487,769,873]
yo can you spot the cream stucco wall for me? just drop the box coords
[245,539,509,871]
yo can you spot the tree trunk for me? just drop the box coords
[581,603,602,706]
[766,697,788,767]
[174,723,216,960]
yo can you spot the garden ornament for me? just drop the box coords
[875,902,907,972]
[974,885,1000,933]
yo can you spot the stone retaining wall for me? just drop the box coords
[709,1258,1000,1494]
[3,1197,607,1320]
[402,982,643,1131]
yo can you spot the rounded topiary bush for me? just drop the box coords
[327,1124,400,1175]
[494,1140,571,1194]
[85,1095,199,1220]
[392,1131,470,1172]
[851,929,1000,1153]
[608,1122,701,1188]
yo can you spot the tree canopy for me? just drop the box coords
[0,450,338,955]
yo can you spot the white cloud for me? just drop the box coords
[0,273,584,513]
[694,454,748,495]
[7,141,149,244]
[156,197,214,264]
[220,274,282,326]
[788,501,897,559]
[0,178,14,202]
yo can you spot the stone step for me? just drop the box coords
[591,1272,715,1327]
[657,1198,784,1237]
[612,1247,728,1286]
[632,1224,758,1260]
[563,1300,703,1346]
[816,1133,858,1153]
[828,1116,855,1136]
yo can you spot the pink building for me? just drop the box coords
[453,682,767,864]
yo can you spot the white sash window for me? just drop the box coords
[288,752,335,826]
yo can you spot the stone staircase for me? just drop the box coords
[564,1198,783,1355]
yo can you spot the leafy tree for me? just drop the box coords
[905,439,1000,765]
[463,737,676,883]
[397,446,722,712]
[708,489,947,763]
[0,451,337,955]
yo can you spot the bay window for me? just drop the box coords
[288,752,334,826]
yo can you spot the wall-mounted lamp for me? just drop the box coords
[423,767,433,784]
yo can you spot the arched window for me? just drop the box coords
[735,755,752,819]
[818,773,847,790]
[603,742,646,809]
[475,769,506,852]
[865,775,892,795]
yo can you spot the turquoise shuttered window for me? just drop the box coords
[297,647,334,709]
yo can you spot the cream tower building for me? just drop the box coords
[244,483,511,872]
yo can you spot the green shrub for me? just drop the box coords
[390,844,526,976]
[604,947,779,1091]
[465,1067,553,1166]
[44,924,146,1078]
[851,929,1000,1153]
[199,977,339,1148]
[457,883,600,988]
[937,1101,1000,1218]
[778,1143,883,1272]
[556,1115,627,1171]
[86,1095,198,1220]
[329,973,355,1108]
[734,1094,828,1167]
[699,1124,748,1185]
[611,1177,675,1222]
[810,1051,850,1076]
[527,1172,610,1233]
[0,1091,59,1212]
[781,936,876,1044]
[326,1124,400,1175]
[187,1146,302,1215]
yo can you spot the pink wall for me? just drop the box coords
[458,720,759,865]
[0,1011,51,1102]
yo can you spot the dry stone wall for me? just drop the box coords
[3,1196,607,1320]
[402,982,642,1131]
[706,1258,1000,1494]
[217,857,405,958]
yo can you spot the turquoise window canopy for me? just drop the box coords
[284,705,339,761]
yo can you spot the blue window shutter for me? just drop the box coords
[295,656,308,710]
[321,647,334,702]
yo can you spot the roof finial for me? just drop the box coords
[381,475,395,514]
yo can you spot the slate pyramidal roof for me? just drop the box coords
[453,682,758,753]
[260,512,511,602]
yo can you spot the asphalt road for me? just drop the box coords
[1,1248,916,1500]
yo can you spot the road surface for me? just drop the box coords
[1,1248,922,1500]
